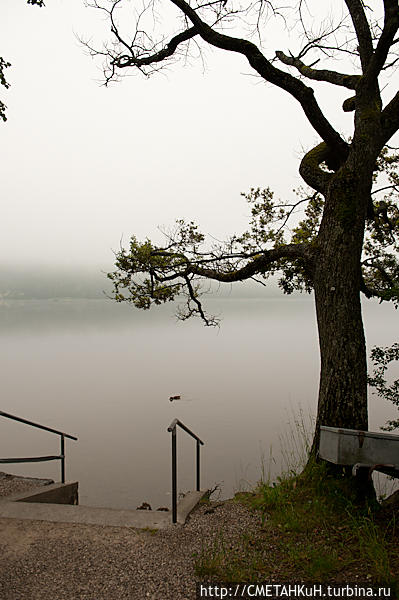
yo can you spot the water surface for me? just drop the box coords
[0,296,397,509]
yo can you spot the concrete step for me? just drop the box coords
[0,488,207,529]
[175,490,204,524]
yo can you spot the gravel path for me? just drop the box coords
[0,472,54,498]
[0,474,261,600]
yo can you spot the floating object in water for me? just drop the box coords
[169,394,195,402]
[137,501,152,510]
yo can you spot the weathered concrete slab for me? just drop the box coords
[0,501,171,529]
[176,491,207,524]
[1,482,78,505]
[0,489,208,529]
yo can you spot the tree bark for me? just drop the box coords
[311,163,370,456]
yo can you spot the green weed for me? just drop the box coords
[195,412,398,588]
[352,513,397,588]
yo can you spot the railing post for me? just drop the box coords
[172,427,177,524]
[168,418,204,523]
[196,439,200,492]
[61,434,65,483]
[0,411,77,480]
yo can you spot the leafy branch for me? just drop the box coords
[368,343,399,431]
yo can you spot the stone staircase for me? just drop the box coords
[0,482,206,529]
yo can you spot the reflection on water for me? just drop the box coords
[0,297,397,509]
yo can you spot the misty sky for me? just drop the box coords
[0,1,389,271]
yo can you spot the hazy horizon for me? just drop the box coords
[0,263,288,300]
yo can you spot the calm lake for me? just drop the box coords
[0,294,397,509]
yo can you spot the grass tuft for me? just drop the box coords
[194,460,399,590]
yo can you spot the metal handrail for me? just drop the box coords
[167,418,204,524]
[0,410,77,483]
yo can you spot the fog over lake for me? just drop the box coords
[0,271,397,509]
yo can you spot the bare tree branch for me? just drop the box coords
[167,0,348,160]
[275,51,360,90]
[381,90,399,146]
[187,242,315,282]
[371,183,399,196]
[182,275,217,326]
[364,0,399,82]
[343,0,374,71]
[299,143,335,193]
[112,26,199,69]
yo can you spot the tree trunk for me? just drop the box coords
[311,164,370,457]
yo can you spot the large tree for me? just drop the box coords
[87,0,399,457]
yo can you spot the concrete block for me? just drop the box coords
[176,490,208,524]
[2,482,79,505]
